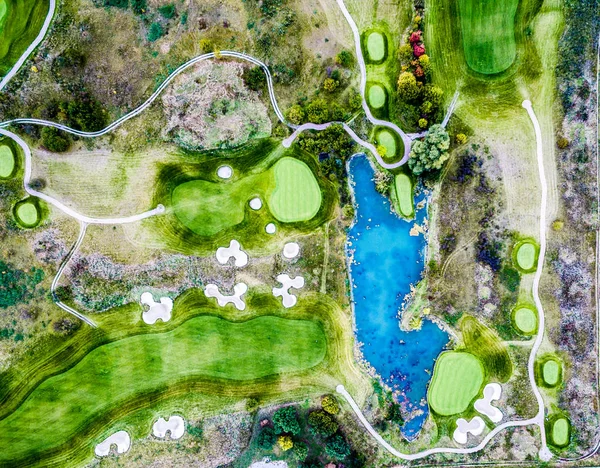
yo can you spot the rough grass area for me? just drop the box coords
[269,157,322,223]
[458,0,518,74]
[428,351,484,415]
[0,144,15,178]
[393,173,414,218]
[0,0,49,75]
[514,239,539,272]
[512,305,537,335]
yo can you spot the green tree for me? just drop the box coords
[158,3,176,18]
[242,66,265,91]
[293,441,308,460]
[323,78,339,92]
[408,124,450,175]
[308,410,338,436]
[335,50,353,67]
[305,99,329,123]
[286,104,305,125]
[397,44,414,64]
[422,84,443,107]
[147,22,164,42]
[418,118,428,129]
[41,127,70,152]
[348,92,363,110]
[131,0,146,14]
[66,99,106,132]
[397,72,420,101]
[257,427,276,449]
[273,406,301,435]
[325,434,351,459]
[104,0,128,8]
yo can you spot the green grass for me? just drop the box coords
[551,417,570,447]
[0,143,14,178]
[514,239,539,272]
[0,0,49,75]
[377,129,396,159]
[458,0,518,74]
[269,156,322,223]
[542,360,560,386]
[428,351,484,416]
[368,84,386,109]
[0,314,325,462]
[0,1,6,28]
[366,31,386,62]
[14,200,39,227]
[394,173,414,218]
[512,305,537,335]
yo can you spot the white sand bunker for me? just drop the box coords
[140,292,173,325]
[153,416,185,439]
[283,242,300,259]
[217,165,233,179]
[205,283,248,310]
[266,223,276,234]
[249,197,262,210]
[249,460,288,468]
[95,430,131,457]
[453,416,485,445]
[273,274,304,308]
[216,239,248,267]
[475,383,503,423]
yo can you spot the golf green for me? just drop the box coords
[542,360,561,386]
[0,0,7,26]
[551,417,570,446]
[458,0,518,74]
[0,144,15,177]
[15,202,39,227]
[368,84,386,109]
[513,306,537,335]
[377,129,396,159]
[269,157,322,223]
[0,314,326,461]
[515,241,538,272]
[428,351,485,415]
[366,32,385,62]
[394,173,414,217]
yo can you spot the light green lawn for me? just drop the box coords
[366,32,385,62]
[377,130,396,159]
[543,360,561,386]
[368,84,386,109]
[0,144,14,177]
[16,202,38,226]
[428,351,485,415]
[458,0,518,74]
[394,173,413,218]
[0,1,7,27]
[552,418,570,446]
[0,315,326,461]
[516,241,537,271]
[513,306,537,334]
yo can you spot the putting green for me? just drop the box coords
[512,306,537,335]
[542,359,561,386]
[377,130,396,159]
[428,351,485,415]
[0,314,326,460]
[551,418,570,446]
[15,201,39,227]
[269,157,322,223]
[368,84,386,109]
[0,0,7,25]
[394,173,414,218]
[514,240,538,272]
[366,31,385,62]
[458,0,518,74]
[0,143,15,177]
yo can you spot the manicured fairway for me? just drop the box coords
[377,129,396,159]
[458,0,518,74]
[514,240,538,272]
[394,173,414,217]
[368,84,386,109]
[269,157,322,222]
[428,351,485,415]
[366,31,385,62]
[0,143,14,177]
[513,306,537,335]
[0,315,326,461]
[551,417,570,446]
[15,201,39,227]
[542,359,561,386]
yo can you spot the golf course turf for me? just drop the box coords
[542,359,561,386]
[0,143,14,178]
[428,351,485,416]
[368,84,386,109]
[14,199,40,227]
[394,173,414,218]
[365,31,386,62]
[514,240,539,272]
[512,305,538,335]
[551,417,570,447]
[457,0,518,74]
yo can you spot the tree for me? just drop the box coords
[286,104,305,125]
[397,44,413,64]
[273,406,301,435]
[308,410,338,436]
[413,44,426,57]
[66,98,106,132]
[131,0,146,14]
[323,78,339,92]
[325,434,351,460]
[418,54,431,74]
[243,66,266,91]
[305,99,329,123]
[147,22,164,42]
[335,50,353,67]
[257,427,276,449]
[41,127,70,152]
[456,133,467,145]
[104,0,128,8]
[158,3,176,18]
[348,92,362,110]
[422,85,444,107]
[408,124,450,175]
[397,72,420,101]
[293,441,308,460]
[418,118,428,129]
[277,435,293,451]
[199,38,213,53]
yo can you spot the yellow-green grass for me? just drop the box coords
[368,84,386,109]
[428,351,485,416]
[377,129,396,159]
[0,0,6,27]
[366,31,386,62]
[269,157,322,223]
[14,200,39,227]
[394,173,414,218]
[512,305,538,335]
[551,417,570,447]
[0,0,49,75]
[514,239,539,272]
[542,360,561,386]
[0,143,14,178]
[458,0,518,74]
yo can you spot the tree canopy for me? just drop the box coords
[408,124,450,175]
[273,406,301,435]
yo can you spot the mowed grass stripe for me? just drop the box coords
[0,315,326,460]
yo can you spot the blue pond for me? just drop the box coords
[346,155,449,438]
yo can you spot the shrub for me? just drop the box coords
[336,50,354,67]
[325,434,351,459]
[41,127,70,152]
[305,99,329,123]
[409,31,422,44]
[348,92,362,110]
[418,54,430,74]
[286,104,305,125]
[277,435,293,451]
[257,427,276,449]
[158,3,176,18]
[293,441,308,460]
[386,402,404,424]
[243,66,266,91]
[556,136,569,149]
[323,78,339,92]
[0,261,44,308]
[418,118,428,128]
[413,43,426,57]
[476,232,502,272]
[552,220,564,231]
[456,133,467,145]
[499,266,520,292]
[199,39,214,53]
[66,98,107,132]
[104,0,128,8]
[273,406,301,435]
[398,44,414,63]
[408,124,450,175]
[187,423,203,439]
[397,72,420,101]
[246,397,260,412]
[420,100,433,113]
[131,0,146,13]
[376,144,387,158]
[147,22,164,42]
[423,85,443,106]
[308,410,338,436]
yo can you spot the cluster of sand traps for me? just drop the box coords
[216,240,248,267]
[205,283,248,310]
[249,460,288,468]
[282,242,300,259]
[273,274,304,308]
[265,223,276,234]
[249,197,263,210]
[140,292,173,324]
[153,416,185,439]
[95,430,131,457]
[453,416,485,445]
[474,383,503,423]
[217,165,233,179]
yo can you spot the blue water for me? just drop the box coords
[346,155,449,438]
